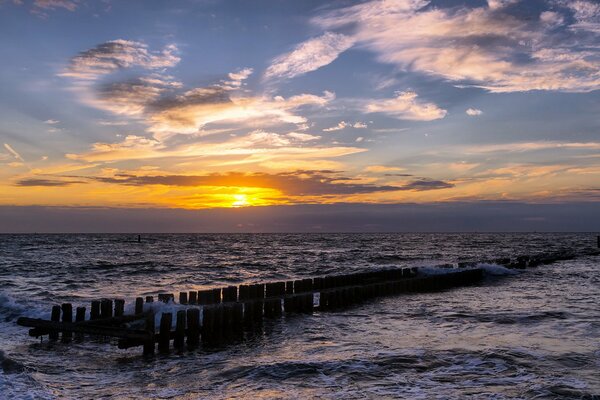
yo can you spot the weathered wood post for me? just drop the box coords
[49,305,61,341]
[75,306,85,341]
[243,302,254,327]
[100,299,113,319]
[114,299,125,317]
[186,308,200,348]
[90,300,100,320]
[173,310,186,350]
[222,286,237,302]
[135,297,144,314]
[143,311,155,357]
[158,312,172,353]
[61,303,72,342]
[188,291,197,305]
[202,307,215,344]
[232,302,243,337]
[179,292,188,305]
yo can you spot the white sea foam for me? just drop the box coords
[476,263,519,276]
[418,263,519,277]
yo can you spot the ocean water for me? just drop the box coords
[0,233,599,399]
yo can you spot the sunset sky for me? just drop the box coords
[0,0,599,230]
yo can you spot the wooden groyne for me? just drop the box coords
[17,267,483,356]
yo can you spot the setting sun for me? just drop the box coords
[231,194,249,208]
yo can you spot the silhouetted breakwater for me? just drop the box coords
[17,248,599,357]
[17,267,483,356]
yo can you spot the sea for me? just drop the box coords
[0,233,598,399]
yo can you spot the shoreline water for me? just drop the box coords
[1,233,599,399]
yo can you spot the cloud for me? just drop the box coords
[44,119,60,124]
[16,178,86,187]
[365,91,447,121]
[265,32,355,79]
[463,141,600,154]
[60,40,180,81]
[33,0,77,10]
[91,170,401,196]
[315,0,600,92]
[85,170,452,196]
[564,1,600,33]
[365,165,405,173]
[540,11,564,27]
[323,121,368,132]
[147,89,335,140]
[286,132,320,141]
[65,132,364,164]
[3,143,24,162]
[401,179,454,191]
[466,108,483,116]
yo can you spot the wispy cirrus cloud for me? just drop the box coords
[314,0,600,92]
[60,40,180,81]
[323,121,367,132]
[564,0,600,33]
[466,108,483,116]
[365,91,447,121]
[16,178,87,187]
[264,32,354,79]
[3,143,24,162]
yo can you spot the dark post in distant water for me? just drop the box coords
[49,305,60,341]
[137,235,141,243]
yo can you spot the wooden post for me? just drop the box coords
[243,302,254,327]
[60,303,72,342]
[179,292,188,305]
[202,307,215,343]
[75,306,85,341]
[158,312,172,353]
[100,299,113,319]
[49,306,61,341]
[198,289,212,305]
[143,311,155,357]
[135,297,144,314]
[222,286,237,302]
[232,303,243,337]
[188,291,197,305]
[174,310,186,350]
[211,288,222,304]
[186,308,200,348]
[114,299,125,317]
[285,281,294,295]
[90,300,100,320]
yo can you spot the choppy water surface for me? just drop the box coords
[0,233,599,399]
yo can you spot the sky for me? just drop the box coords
[0,0,599,231]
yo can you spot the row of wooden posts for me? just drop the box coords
[18,267,484,356]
